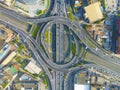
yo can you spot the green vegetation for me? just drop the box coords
[67,5,75,21]
[32,25,40,38]
[15,56,27,66]
[15,56,22,62]
[24,69,29,73]
[83,25,92,30]
[28,53,32,58]
[13,36,20,43]
[73,7,77,13]
[83,51,88,59]
[1,82,8,88]
[118,14,120,16]
[72,42,76,55]
[17,44,25,53]
[21,60,27,66]
[78,46,83,58]
[40,72,48,87]
[101,0,106,9]
[77,62,82,66]
[10,66,17,74]
[44,30,52,44]
[94,17,106,24]
[36,10,43,15]
[32,73,40,77]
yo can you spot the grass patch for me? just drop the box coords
[13,36,20,43]
[40,72,48,87]
[1,81,8,89]
[67,5,75,21]
[83,51,88,59]
[17,44,25,53]
[101,0,106,9]
[15,56,22,62]
[32,73,40,77]
[77,62,83,66]
[118,14,120,17]
[36,10,43,15]
[78,46,83,58]
[72,42,76,55]
[21,60,27,67]
[44,30,52,44]
[32,25,40,38]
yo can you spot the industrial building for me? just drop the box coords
[84,2,103,23]
[25,61,42,74]
[1,51,16,66]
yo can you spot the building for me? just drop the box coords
[19,74,31,81]
[74,0,81,7]
[105,0,117,13]
[13,81,38,90]
[0,44,10,61]
[118,19,120,54]
[1,51,16,66]
[84,2,103,23]
[0,66,18,89]
[25,61,42,74]
[74,84,91,90]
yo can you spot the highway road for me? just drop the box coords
[85,51,120,73]
[51,0,67,16]
[40,20,80,69]
[65,63,120,90]
[38,19,120,76]
[1,16,120,90]
[0,6,68,23]
[56,23,65,64]
[0,12,29,31]
[0,1,120,90]
[32,18,120,89]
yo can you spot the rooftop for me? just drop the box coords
[84,2,103,23]
[25,61,42,74]
[74,84,91,90]
[105,0,117,12]
[1,51,16,66]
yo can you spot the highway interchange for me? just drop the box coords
[0,0,120,90]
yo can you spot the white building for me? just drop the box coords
[1,51,16,66]
[74,84,91,90]
[25,61,42,74]
[105,0,118,13]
